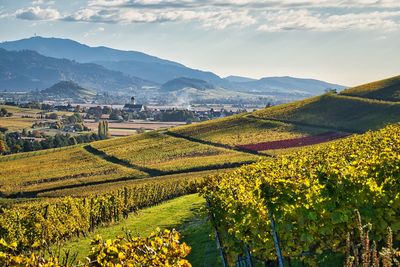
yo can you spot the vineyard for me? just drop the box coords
[0,172,204,250]
[36,169,226,198]
[1,75,400,266]
[238,131,350,152]
[202,124,400,264]
[91,131,259,173]
[171,115,326,147]
[0,146,147,197]
[0,228,192,266]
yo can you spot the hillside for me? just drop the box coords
[41,81,96,100]
[1,75,399,197]
[0,49,148,91]
[340,75,400,101]
[252,93,400,132]
[161,77,215,92]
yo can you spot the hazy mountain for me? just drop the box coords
[0,36,227,85]
[96,60,225,85]
[224,75,257,83]
[0,36,181,67]
[161,77,215,92]
[231,76,346,95]
[0,48,148,91]
[41,81,96,99]
[0,36,346,100]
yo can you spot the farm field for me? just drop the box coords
[0,104,73,132]
[91,131,260,173]
[238,131,350,151]
[0,116,39,131]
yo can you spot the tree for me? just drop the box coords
[0,140,9,154]
[0,108,8,117]
[68,136,78,145]
[98,121,109,139]
[47,113,59,120]
[102,106,112,114]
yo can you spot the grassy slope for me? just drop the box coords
[59,194,219,267]
[253,93,400,132]
[340,75,400,101]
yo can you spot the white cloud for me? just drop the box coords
[65,7,256,29]
[258,9,400,32]
[10,0,400,31]
[15,6,60,20]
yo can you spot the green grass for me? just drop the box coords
[253,93,400,132]
[58,194,219,266]
[341,75,400,102]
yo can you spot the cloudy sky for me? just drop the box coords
[1,0,400,86]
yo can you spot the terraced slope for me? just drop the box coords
[341,75,400,101]
[91,131,259,173]
[0,146,147,196]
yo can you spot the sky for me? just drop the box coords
[0,0,400,86]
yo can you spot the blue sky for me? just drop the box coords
[1,0,400,86]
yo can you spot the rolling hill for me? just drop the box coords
[41,81,96,100]
[229,76,346,95]
[161,77,215,92]
[340,75,400,101]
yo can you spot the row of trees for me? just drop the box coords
[0,132,104,154]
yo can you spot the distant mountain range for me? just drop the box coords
[0,36,346,102]
[228,76,345,95]
[0,48,149,91]
[0,36,225,86]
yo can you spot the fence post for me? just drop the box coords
[123,187,128,219]
[245,245,254,267]
[268,209,284,267]
[206,199,228,267]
